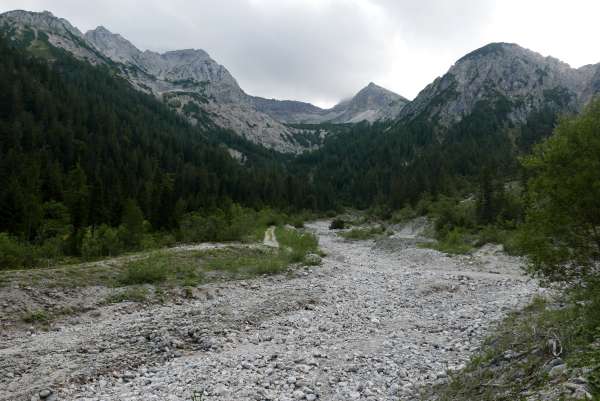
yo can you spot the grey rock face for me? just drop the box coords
[399,42,600,128]
[0,10,106,65]
[253,82,409,124]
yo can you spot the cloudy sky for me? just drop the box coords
[2,0,600,107]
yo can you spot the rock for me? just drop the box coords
[292,389,305,399]
[38,389,52,399]
[304,254,322,266]
[548,364,567,378]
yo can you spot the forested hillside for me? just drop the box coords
[294,97,563,210]
[0,36,318,262]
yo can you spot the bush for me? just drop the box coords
[329,219,345,230]
[520,100,600,280]
[22,309,50,323]
[431,196,476,239]
[340,225,386,240]
[276,227,320,263]
[118,257,168,285]
[433,228,473,255]
[0,232,33,269]
[179,205,277,244]
[391,205,417,224]
[80,225,123,260]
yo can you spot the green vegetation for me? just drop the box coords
[1,225,319,296]
[202,226,320,276]
[21,309,50,324]
[520,100,600,281]
[0,36,322,270]
[117,252,203,286]
[425,282,600,400]
[275,226,320,263]
[340,225,386,240]
[423,100,600,399]
[329,219,345,230]
[426,228,473,254]
[204,247,289,277]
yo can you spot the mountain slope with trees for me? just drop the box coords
[0,35,318,266]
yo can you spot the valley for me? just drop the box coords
[1,5,600,401]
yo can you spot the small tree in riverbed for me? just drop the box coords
[520,99,600,280]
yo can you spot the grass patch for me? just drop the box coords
[340,225,386,240]
[204,247,289,277]
[22,309,50,324]
[203,227,321,276]
[276,227,320,263]
[424,228,474,255]
[117,252,204,287]
[423,282,600,400]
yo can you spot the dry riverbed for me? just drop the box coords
[0,220,539,401]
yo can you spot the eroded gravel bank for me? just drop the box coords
[1,221,539,401]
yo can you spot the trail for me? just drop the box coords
[0,221,538,401]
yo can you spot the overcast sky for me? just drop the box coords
[2,0,600,107]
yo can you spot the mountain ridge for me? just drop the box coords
[399,42,600,129]
[0,9,408,153]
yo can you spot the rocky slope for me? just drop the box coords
[0,10,407,153]
[253,82,409,124]
[399,42,600,128]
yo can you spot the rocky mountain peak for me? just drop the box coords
[0,9,83,38]
[84,26,141,65]
[399,42,599,127]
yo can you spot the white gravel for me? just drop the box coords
[1,220,539,401]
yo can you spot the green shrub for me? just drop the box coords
[340,225,386,240]
[391,205,417,224]
[432,228,473,255]
[329,219,345,230]
[276,227,319,263]
[22,309,50,323]
[431,196,476,238]
[0,233,33,270]
[118,257,168,285]
[80,225,123,260]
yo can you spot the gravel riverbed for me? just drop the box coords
[1,220,539,401]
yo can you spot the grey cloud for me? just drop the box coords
[4,0,583,106]
[371,0,495,44]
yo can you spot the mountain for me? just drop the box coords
[0,10,406,153]
[294,43,600,209]
[399,42,600,129]
[0,33,318,243]
[252,82,409,124]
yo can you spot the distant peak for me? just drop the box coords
[93,25,111,33]
[457,42,524,63]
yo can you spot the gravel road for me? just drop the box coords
[1,220,538,401]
